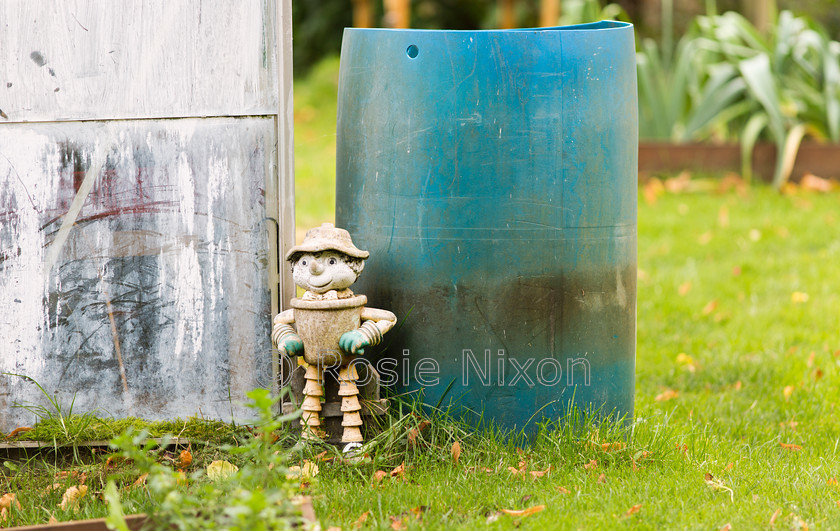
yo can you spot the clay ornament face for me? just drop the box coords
[293,251,362,294]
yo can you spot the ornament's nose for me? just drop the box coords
[309,258,324,275]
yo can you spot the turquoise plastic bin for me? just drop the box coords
[336,21,637,432]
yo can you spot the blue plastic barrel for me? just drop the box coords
[336,21,637,432]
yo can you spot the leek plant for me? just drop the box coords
[637,9,840,188]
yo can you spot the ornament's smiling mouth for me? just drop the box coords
[309,278,331,288]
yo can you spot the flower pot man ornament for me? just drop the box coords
[272,223,396,447]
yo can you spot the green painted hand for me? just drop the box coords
[339,329,369,356]
[277,334,304,357]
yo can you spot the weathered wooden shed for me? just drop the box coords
[0,0,294,432]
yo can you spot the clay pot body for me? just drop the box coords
[291,295,367,367]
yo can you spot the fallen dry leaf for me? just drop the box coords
[407,420,431,447]
[7,427,32,438]
[557,486,571,494]
[717,204,731,227]
[49,515,58,524]
[783,386,795,401]
[733,380,743,391]
[665,170,692,193]
[59,485,88,512]
[701,299,719,316]
[719,524,732,531]
[372,470,388,484]
[601,442,626,453]
[390,516,406,530]
[132,473,148,488]
[354,510,371,528]
[105,455,126,469]
[0,493,21,518]
[583,459,598,470]
[678,281,692,296]
[718,172,747,196]
[655,388,679,402]
[643,177,664,204]
[508,460,528,477]
[501,505,545,518]
[791,291,809,304]
[178,449,192,468]
[769,508,782,525]
[327,527,342,531]
[287,461,319,480]
[55,470,87,484]
[597,473,606,484]
[675,353,699,373]
[451,441,461,464]
[390,462,405,478]
[779,442,803,451]
[530,466,553,479]
[800,173,834,192]
[623,504,642,517]
[206,460,238,481]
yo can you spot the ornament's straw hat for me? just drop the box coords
[286,223,369,262]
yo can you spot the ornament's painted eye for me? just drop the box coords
[328,258,337,265]
[301,259,307,266]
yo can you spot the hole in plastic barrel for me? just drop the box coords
[406,44,419,59]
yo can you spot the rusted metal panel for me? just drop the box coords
[0,0,278,122]
[0,118,275,432]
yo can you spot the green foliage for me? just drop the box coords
[292,0,353,77]
[637,9,840,188]
[294,56,341,230]
[557,0,630,26]
[105,389,303,530]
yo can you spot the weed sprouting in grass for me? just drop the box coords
[105,388,305,530]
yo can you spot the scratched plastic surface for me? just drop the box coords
[336,21,637,432]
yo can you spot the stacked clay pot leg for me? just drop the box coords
[338,364,363,443]
[301,363,324,440]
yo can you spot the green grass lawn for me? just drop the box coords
[2,58,839,529]
[303,186,840,530]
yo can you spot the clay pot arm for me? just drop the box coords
[360,307,397,336]
[271,309,302,356]
[273,309,295,325]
